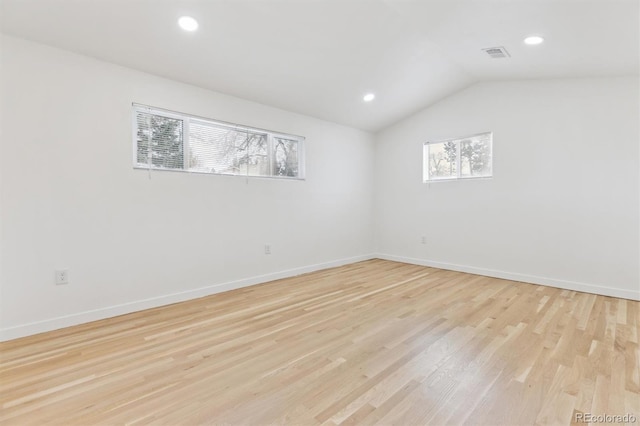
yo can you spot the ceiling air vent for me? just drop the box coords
[482,46,510,59]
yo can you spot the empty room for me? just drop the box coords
[0,0,638,424]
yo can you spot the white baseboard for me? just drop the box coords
[0,254,376,342]
[3,252,636,341]
[376,253,640,301]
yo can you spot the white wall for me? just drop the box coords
[0,35,375,340]
[375,78,640,300]
[1,36,637,342]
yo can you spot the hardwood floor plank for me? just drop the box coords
[1,259,638,425]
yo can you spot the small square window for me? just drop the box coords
[136,112,184,170]
[423,132,492,181]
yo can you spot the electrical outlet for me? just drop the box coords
[264,244,271,255]
[421,236,427,244]
[55,269,69,285]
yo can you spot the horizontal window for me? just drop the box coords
[133,105,304,179]
[423,132,492,181]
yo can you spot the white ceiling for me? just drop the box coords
[1,0,638,132]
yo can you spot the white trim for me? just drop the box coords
[182,117,190,170]
[376,253,640,301]
[424,131,493,145]
[132,165,306,181]
[0,254,375,342]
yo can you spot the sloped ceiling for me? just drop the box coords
[1,0,637,132]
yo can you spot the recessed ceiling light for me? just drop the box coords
[178,16,199,32]
[524,35,544,45]
[363,93,375,102]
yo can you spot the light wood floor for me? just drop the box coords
[1,260,639,425]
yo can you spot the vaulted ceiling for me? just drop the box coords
[1,0,637,132]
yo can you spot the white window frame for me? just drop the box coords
[132,104,305,180]
[423,132,493,182]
